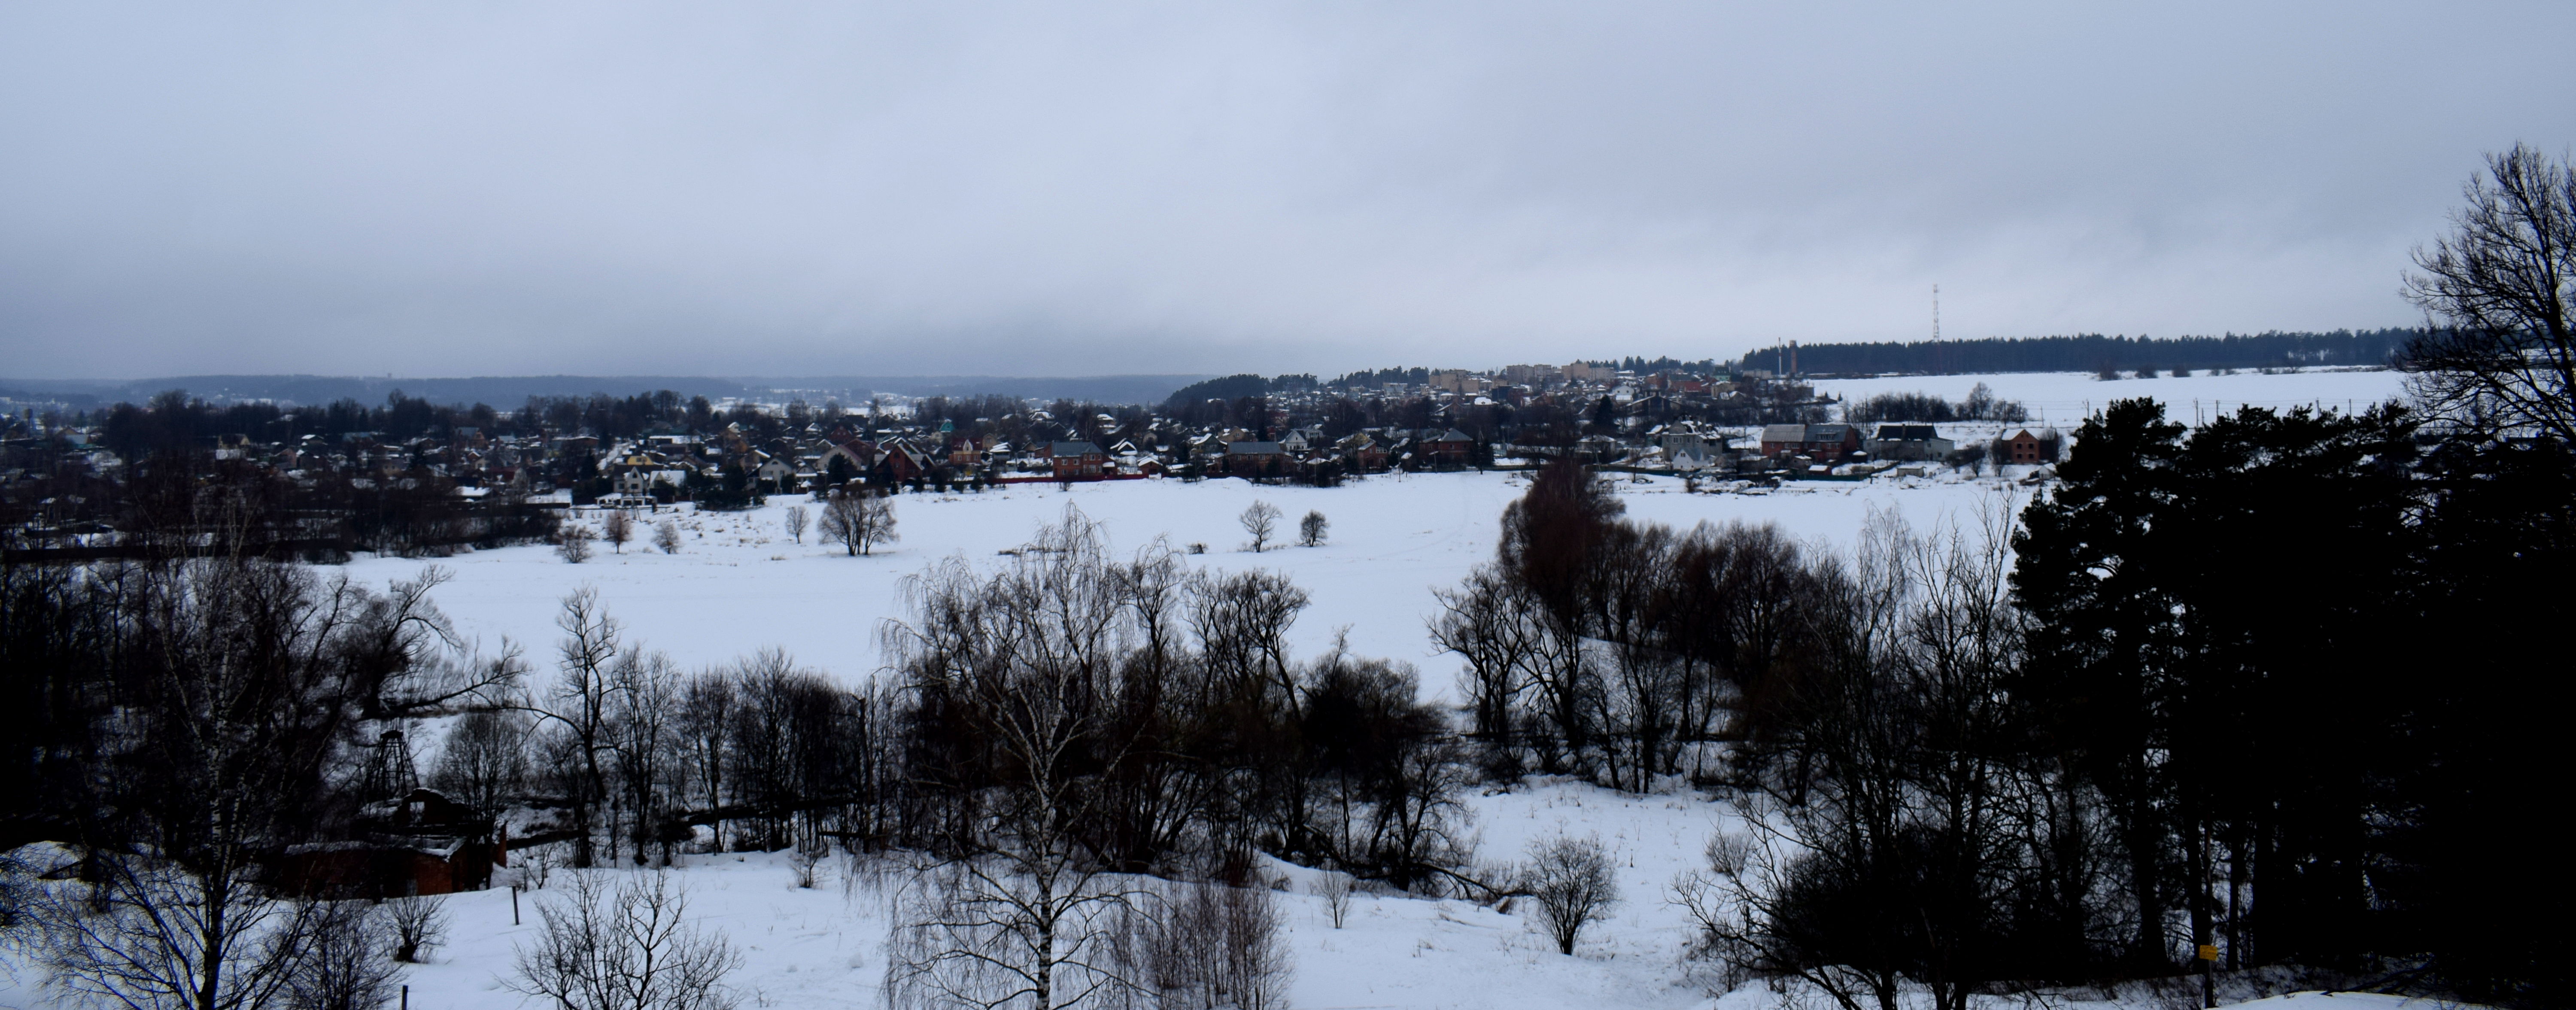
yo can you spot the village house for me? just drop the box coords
[1659,429,1724,468]
[1865,424,1956,462]
[875,438,934,484]
[1416,428,1476,466]
[273,787,504,898]
[2002,428,2063,465]
[1338,432,1390,472]
[1044,441,1108,481]
[1224,440,1288,478]
[1759,423,1863,461]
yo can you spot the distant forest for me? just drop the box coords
[1736,329,2416,376]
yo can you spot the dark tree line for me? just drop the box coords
[0,554,512,1007]
[1444,408,2568,1007]
[1437,456,1845,791]
[1321,367,1431,391]
[76,387,780,459]
[1842,382,2029,424]
[1740,330,2415,377]
[884,508,1471,891]
[2006,399,2569,1005]
[4,453,561,561]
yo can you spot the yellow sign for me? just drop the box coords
[2197,945,2219,961]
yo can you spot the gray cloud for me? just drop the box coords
[4,1,2571,379]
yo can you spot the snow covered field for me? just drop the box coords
[336,469,2027,700]
[355,369,2409,698]
[319,780,1740,1010]
[1809,368,2407,430]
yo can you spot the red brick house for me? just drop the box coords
[271,788,502,898]
[875,438,933,483]
[2002,429,2062,465]
[1225,441,1288,477]
[1044,441,1108,480]
[1758,423,1862,461]
[1418,429,1475,466]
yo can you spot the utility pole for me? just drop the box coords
[1933,284,1941,341]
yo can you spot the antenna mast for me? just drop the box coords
[1933,284,1941,341]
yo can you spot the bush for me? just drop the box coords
[1113,879,1293,1010]
[556,524,595,563]
[1311,872,1354,929]
[509,871,742,1010]
[286,900,405,1010]
[1523,834,1619,955]
[385,893,448,963]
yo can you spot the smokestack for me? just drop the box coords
[1790,341,1798,376]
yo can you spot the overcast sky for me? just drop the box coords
[3,2,2571,380]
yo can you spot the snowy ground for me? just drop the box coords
[353,369,2410,695]
[1809,367,2407,431]
[0,371,2446,1010]
[334,469,2028,700]
[0,782,2440,1010]
[319,779,1743,1010]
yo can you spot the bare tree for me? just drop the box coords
[789,844,826,889]
[518,588,623,867]
[601,510,635,554]
[1240,500,1280,553]
[384,894,449,963]
[818,492,861,556]
[431,709,531,814]
[1109,879,1293,1010]
[2404,142,2576,444]
[818,490,899,556]
[883,509,1156,1010]
[509,871,742,1010]
[557,524,596,563]
[33,859,322,1010]
[653,519,683,554]
[783,505,808,545]
[1298,509,1329,548]
[859,493,899,555]
[608,648,685,866]
[285,900,404,1010]
[676,674,735,852]
[22,558,463,1010]
[1524,834,1620,955]
[1311,872,1355,928]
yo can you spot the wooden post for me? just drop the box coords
[512,884,520,926]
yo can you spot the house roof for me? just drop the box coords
[1050,441,1105,456]
[1227,441,1286,455]
[1875,424,1941,441]
[1761,424,1807,442]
